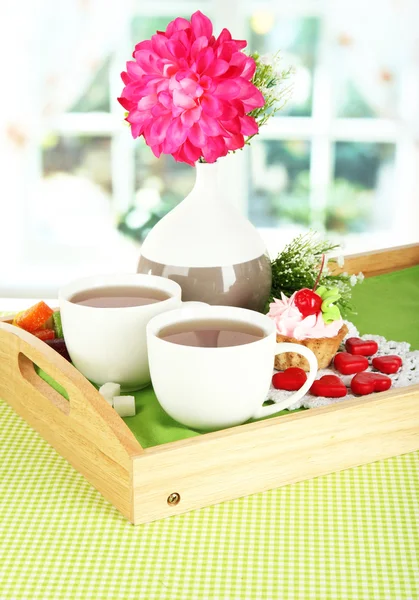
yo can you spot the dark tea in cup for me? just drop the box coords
[69,286,171,308]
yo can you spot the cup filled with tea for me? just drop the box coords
[59,273,204,390]
[147,305,318,430]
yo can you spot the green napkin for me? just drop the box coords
[35,368,291,449]
[348,265,419,350]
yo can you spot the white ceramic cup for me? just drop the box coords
[59,274,203,390]
[147,305,318,430]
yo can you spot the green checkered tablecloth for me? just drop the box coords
[0,398,418,600]
[1,267,419,599]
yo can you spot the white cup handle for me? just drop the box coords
[253,343,318,419]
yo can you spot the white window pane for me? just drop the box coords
[328,5,405,119]
[249,139,311,227]
[118,147,195,244]
[69,57,111,113]
[329,142,396,233]
[249,15,320,117]
[37,135,113,246]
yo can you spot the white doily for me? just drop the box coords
[267,321,419,410]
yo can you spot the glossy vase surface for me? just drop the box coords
[137,161,272,312]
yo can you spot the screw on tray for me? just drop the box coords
[167,493,181,506]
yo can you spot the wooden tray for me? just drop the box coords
[1,245,419,525]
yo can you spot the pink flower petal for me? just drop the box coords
[225,133,245,151]
[128,108,150,124]
[162,62,178,77]
[241,88,265,110]
[200,112,224,136]
[151,103,169,117]
[158,91,173,109]
[134,40,153,53]
[239,115,258,136]
[196,47,215,74]
[222,66,242,79]
[166,117,188,149]
[166,17,191,37]
[191,11,213,39]
[130,122,143,138]
[220,116,241,135]
[188,122,207,147]
[150,144,162,158]
[167,39,187,59]
[231,99,245,116]
[215,28,231,46]
[121,71,131,85]
[126,60,145,79]
[133,51,154,72]
[173,89,196,110]
[200,94,223,117]
[151,34,174,61]
[233,39,247,50]
[173,30,191,51]
[122,82,144,101]
[191,36,209,60]
[202,136,227,163]
[181,105,202,127]
[179,77,200,95]
[215,80,241,98]
[149,114,172,144]
[117,96,131,110]
[219,103,238,120]
[236,78,258,99]
[215,40,236,62]
[138,94,157,110]
[204,58,229,78]
[198,76,213,91]
[183,139,202,163]
[241,56,257,79]
[229,52,247,70]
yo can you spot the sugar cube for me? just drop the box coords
[99,382,121,406]
[113,395,136,418]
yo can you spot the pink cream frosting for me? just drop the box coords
[267,292,344,340]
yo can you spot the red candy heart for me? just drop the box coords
[310,375,347,398]
[334,352,369,375]
[372,355,402,374]
[351,372,392,395]
[294,288,323,317]
[345,337,378,356]
[272,367,307,391]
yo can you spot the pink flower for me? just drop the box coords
[118,11,265,165]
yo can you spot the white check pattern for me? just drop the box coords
[0,397,418,600]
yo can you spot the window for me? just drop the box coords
[2,0,418,296]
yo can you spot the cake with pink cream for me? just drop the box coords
[267,286,348,371]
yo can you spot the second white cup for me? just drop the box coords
[147,305,318,430]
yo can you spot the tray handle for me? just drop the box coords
[0,320,143,463]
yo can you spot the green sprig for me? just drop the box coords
[267,231,362,315]
[246,51,293,143]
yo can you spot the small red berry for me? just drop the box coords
[294,288,323,317]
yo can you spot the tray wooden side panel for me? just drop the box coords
[132,385,419,524]
[332,243,419,278]
[0,322,143,522]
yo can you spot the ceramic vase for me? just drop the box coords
[137,160,272,312]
